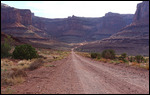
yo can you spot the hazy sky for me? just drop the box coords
[1,1,142,18]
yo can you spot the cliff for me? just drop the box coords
[78,1,149,56]
[1,3,133,43]
[1,3,47,42]
[32,13,133,43]
[133,1,149,24]
[1,4,31,29]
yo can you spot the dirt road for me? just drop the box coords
[10,50,149,94]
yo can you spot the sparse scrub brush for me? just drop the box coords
[10,69,27,78]
[135,55,144,63]
[1,35,14,58]
[102,49,115,59]
[91,52,101,59]
[1,43,11,58]
[119,53,128,62]
[28,58,44,70]
[119,53,127,60]
[97,53,101,59]
[1,69,26,86]
[129,56,135,62]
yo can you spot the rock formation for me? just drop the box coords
[32,14,133,43]
[1,3,47,43]
[78,1,149,56]
[133,1,149,24]
[1,3,134,43]
[1,4,31,29]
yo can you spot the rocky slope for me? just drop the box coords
[1,32,25,45]
[77,1,149,56]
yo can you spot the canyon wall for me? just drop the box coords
[78,1,149,56]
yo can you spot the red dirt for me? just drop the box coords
[3,50,149,94]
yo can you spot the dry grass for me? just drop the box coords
[1,69,26,86]
[108,60,120,64]
[77,52,149,70]
[76,52,91,58]
[119,60,124,63]
[28,58,45,70]
[1,48,70,90]
[4,77,25,86]
[10,69,27,78]
[45,64,56,67]
[99,58,107,63]
[145,63,149,70]
[37,48,70,62]
[1,87,15,94]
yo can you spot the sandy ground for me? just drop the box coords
[5,50,149,94]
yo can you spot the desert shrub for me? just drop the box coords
[123,59,129,63]
[1,43,11,58]
[119,53,127,60]
[119,53,128,63]
[99,58,107,63]
[10,69,27,78]
[91,53,97,58]
[28,58,44,70]
[1,35,14,58]
[135,55,144,63]
[129,56,135,62]
[110,59,120,64]
[144,58,149,63]
[102,49,115,59]
[1,69,26,86]
[97,53,101,59]
[91,52,101,59]
[12,44,38,60]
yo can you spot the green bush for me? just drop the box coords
[119,53,127,62]
[135,55,144,63]
[1,35,14,58]
[12,44,38,60]
[129,56,135,62]
[120,53,127,59]
[1,43,11,58]
[91,52,101,59]
[123,59,129,63]
[97,53,101,59]
[102,49,115,59]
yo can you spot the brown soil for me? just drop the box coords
[2,50,149,94]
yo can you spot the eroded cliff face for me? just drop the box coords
[133,1,149,24]
[112,1,149,38]
[1,3,47,42]
[97,12,133,34]
[2,3,133,43]
[20,9,32,25]
[32,13,133,43]
[78,1,149,56]
[1,5,32,29]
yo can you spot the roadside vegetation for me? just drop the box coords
[1,36,70,93]
[1,35,14,58]
[77,49,149,70]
